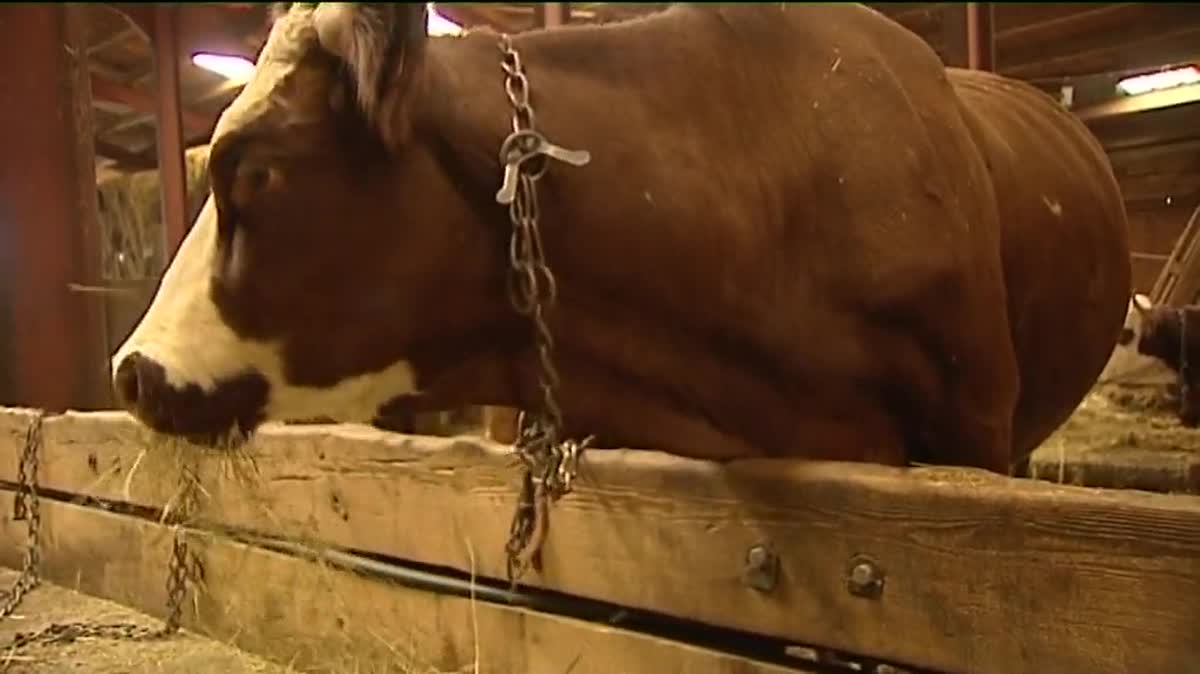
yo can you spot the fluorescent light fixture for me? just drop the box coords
[427,4,462,36]
[191,5,459,83]
[1116,65,1200,96]
[192,52,256,83]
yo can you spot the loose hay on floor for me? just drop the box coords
[1031,381,1200,493]
[0,568,287,674]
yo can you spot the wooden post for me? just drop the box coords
[0,4,110,411]
[154,4,189,260]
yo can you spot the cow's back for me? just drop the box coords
[950,69,1132,459]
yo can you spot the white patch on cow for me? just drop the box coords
[111,7,420,425]
[1133,292,1154,314]
[1041,194,1063,217]
[112,198,419,424]
[1097,294,1174,386]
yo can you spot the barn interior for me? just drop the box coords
[0,3,1198,673]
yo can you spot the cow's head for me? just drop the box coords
[1125,293,1200,426]
[112,3,509,442]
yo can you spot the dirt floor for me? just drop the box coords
[0,569,288,674]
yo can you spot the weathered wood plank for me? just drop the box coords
[2,408,1200,674]
[0,488,803,674]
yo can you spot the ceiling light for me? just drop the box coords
[427,4,462,36]
[1116,66,1200,97]
[191,53,256,84]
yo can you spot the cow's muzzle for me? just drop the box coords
[113,351,270,446]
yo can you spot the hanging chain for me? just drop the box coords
[0,412,46,622]
[0,412,203,650]
[160,453,202,635]
[494,33,595,584]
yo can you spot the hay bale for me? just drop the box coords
[95,145,212,282]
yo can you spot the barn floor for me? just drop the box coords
[1030,381,1200,492]
[0,569,287,674]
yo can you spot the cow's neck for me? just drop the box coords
[391,32,574,412]
[394,29,769,460]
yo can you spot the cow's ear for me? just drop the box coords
[313,2,428,131]
[270,3,293,22]
[1133,293,1154,316]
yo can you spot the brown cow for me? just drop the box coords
[110,3,1130,475]
[1121,293,1200,425]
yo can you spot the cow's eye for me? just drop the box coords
[232,159,282,209]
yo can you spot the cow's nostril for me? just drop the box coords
[114,352,144,410]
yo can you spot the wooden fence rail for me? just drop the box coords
[1,408,1199,674]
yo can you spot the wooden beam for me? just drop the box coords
[1111,142,1200,177]
[1119,171,1200,203]
[153,4,190,259]
[1090,102,1200,151]
[1107,137,1200,165]
[0,490,805,674]
[993,3,1116,30]
[5,409,1200,674]
[1125,190,1200,214]
[1001,7,1200,78]
[996,3,1139,51]
[1075,83,1200,122]
[94,139,157,171]
[0,7,111,410]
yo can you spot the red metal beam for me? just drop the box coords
[94,139,157,171]
[967,3,995,71]
[89,73,212,135]
[109,3,154,39]
[538,2,570,27]
[154,4,190,259]
[0,4,110,410]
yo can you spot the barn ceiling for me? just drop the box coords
[86,2,1200,192]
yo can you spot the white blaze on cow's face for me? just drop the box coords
[111,4,426,439]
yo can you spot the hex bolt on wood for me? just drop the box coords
[743,544,780,593]
[845,555,885,600]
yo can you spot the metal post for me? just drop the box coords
[966,2,995,71]
[154,4,189,261]
[0,4,110,410]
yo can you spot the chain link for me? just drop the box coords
[495,34,595,584]
[0,412,45,621]
[0,412,202,651]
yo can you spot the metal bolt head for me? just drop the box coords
[845,556,885,599]
[743,544,780,593]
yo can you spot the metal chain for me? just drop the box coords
[0,412,46,621]
[0,412,202,651]
[161,456,202,635]
[494,33,595,584]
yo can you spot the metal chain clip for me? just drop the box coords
[495,33,595,584]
